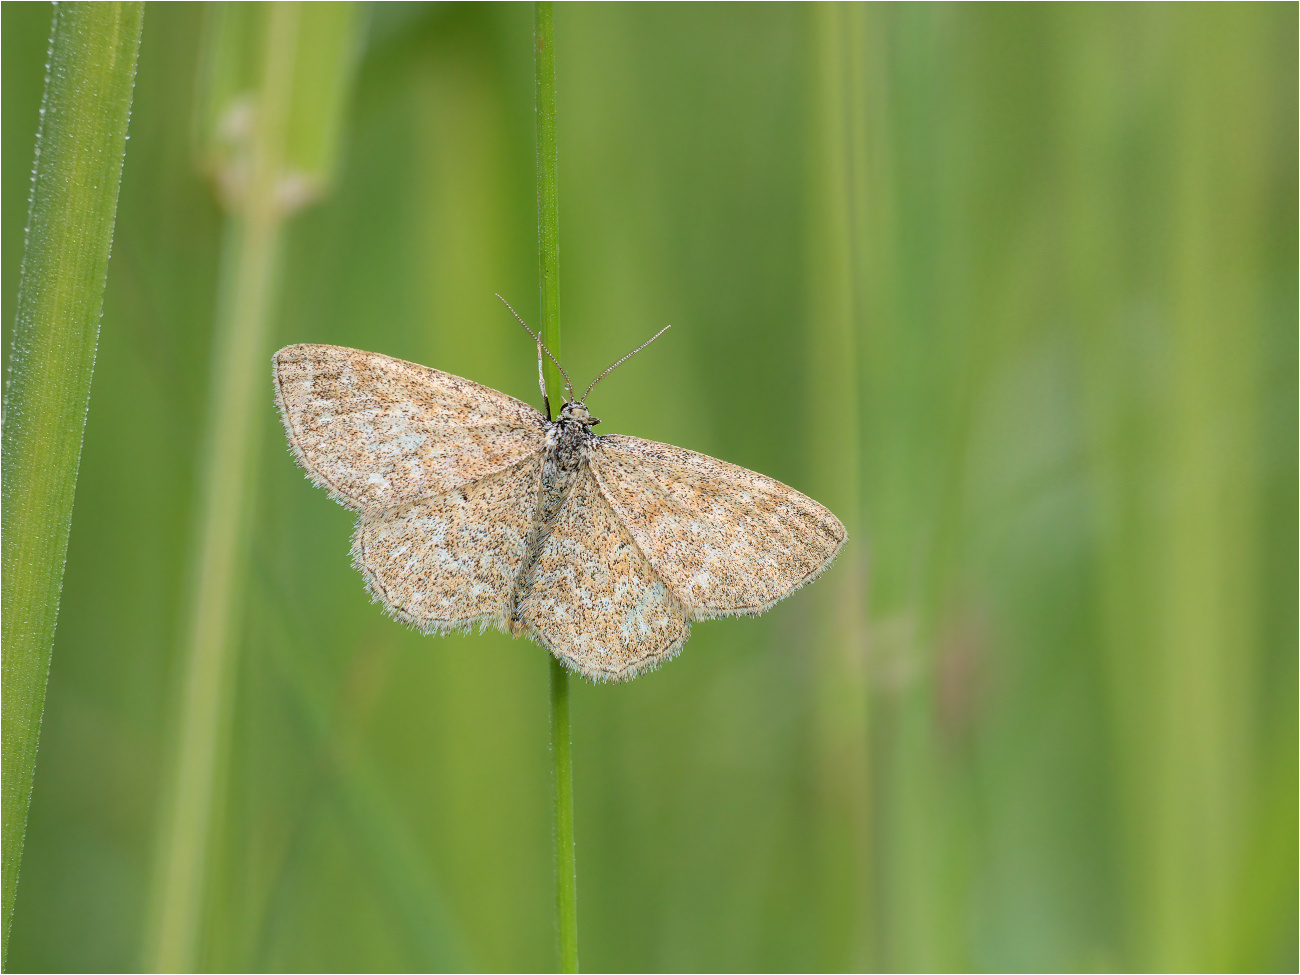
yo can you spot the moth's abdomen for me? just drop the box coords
[506,428,589,635]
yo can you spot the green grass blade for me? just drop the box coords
[0,2,144,958]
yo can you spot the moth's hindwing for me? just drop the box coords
[352,453,542,633]
[589,435,847,618]
[274,344,546,511]
[525,466,690,681]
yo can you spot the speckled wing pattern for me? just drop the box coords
[525,467,690,680]
[274,344,546,510]
[589,435,847,619]
[352,454,541,633]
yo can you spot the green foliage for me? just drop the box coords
[0,2,143,959]
[2,4,1294,971]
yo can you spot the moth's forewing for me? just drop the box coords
[589,435,847,618]
[274,344,546,511]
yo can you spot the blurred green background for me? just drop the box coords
[3,2,1295,971]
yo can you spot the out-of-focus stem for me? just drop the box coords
[806,3,871,970]
[146,6,303,971]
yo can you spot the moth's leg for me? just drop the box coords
[536,340,551,421]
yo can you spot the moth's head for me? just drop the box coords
[559,399,600,427]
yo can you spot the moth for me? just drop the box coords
[273,299,846,681]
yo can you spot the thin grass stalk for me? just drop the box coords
[0,3,144,959]
[549,657,577,973]
[534,4,579,971]
[146,7,305,969]
[535,1,563,403]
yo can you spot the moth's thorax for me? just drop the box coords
[536,402,598,525]
[545,400,599,472]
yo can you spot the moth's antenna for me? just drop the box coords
[495,293,574,401]
[582,324,671,402]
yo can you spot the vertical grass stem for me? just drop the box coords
[535,1,562,389]
[535,4,578,971]
[550,656,578,972]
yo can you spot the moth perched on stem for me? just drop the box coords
[273,306,846,681]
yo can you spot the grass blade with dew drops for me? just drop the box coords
[535,3,579,971]
[0,2,144,961]
[144,5,360,970]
